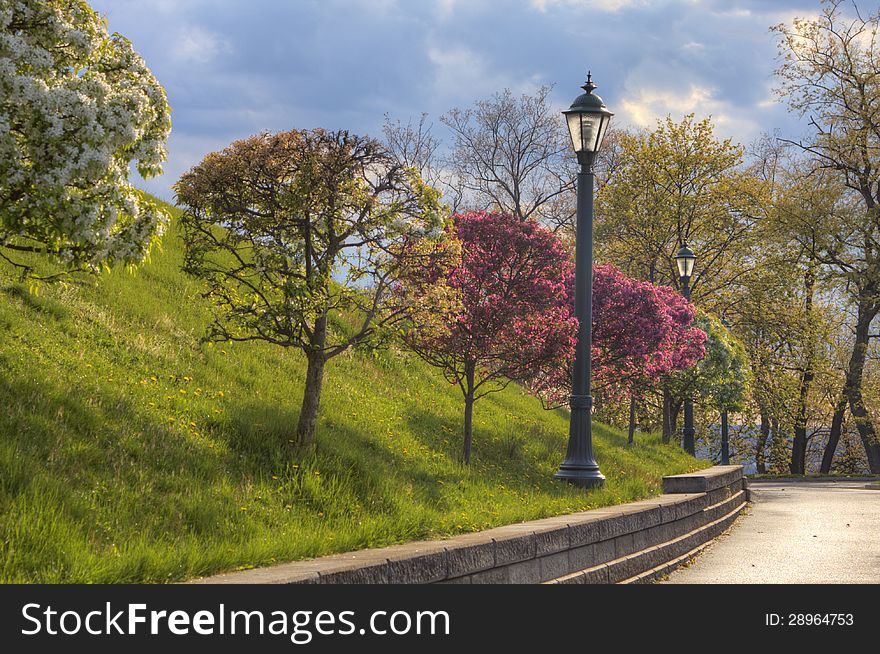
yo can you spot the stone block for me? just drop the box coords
[318,563,390,584]
[568,544,597,571]
[491,527,537,566]
[607,550,652,583]
[664,534,693,561]
[644,522,676,547]
[470,567,510,584]
[597,506,662,540]
[706,484,734,506]
[592,538,616,565]
[582,564,610,584]
[666,494,711,523]
[444,534,496,578]
[555,571,586,584]
[567,517,604,547]
[635,545,668,571]
[662,465,743,494]
[613,533,636,558]
[386,544,449,584]
[507,558,543,584]
[539,551,571,581]
[630,529,648,552]
[534,526,570,557]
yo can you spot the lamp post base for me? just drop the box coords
[555,464,606,489]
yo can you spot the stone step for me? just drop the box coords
[545,492,747,584]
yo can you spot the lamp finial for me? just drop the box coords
[582,71,597,94]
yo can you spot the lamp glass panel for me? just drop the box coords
[567,112,602,153]
[676,256,695,278]
[593,114,611,152]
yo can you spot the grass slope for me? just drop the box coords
[0,200,705,583]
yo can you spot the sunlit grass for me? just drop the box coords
[0,200,705,583]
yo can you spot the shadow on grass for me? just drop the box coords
[402,402,571,493]
[2,284,71,321]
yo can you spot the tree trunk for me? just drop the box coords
[670,400,682,446]
[662,386,672,444]
[295,317,328,446]
[791,373,809,473]
[771,418,785,472]
[296,351,326,446]
[462,363,476,464]
[720,410,729,465]
[791,364,813,473]
[820,395,848,474]
[756,408,770,474]
[845,299,880,473]
[791,266,816,475]
[628,392,637,445]
[790,425,807,475]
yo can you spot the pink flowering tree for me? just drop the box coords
[531,265,707,408]
[398,211,577,463]
[652,284,710,378]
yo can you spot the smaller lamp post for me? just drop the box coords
[675,243,697,456]
[720,317,732,465]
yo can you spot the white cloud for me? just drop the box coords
[435,0,458,20]
[766,9,822,30]
[350,0,399,12]
[619,84,715,126]
[170,25,232,65]
[427,43,506,103]
[150,0,208,14]
[715,8,751,18]
[617,83,761,143]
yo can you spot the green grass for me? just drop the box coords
[0,199,705,583]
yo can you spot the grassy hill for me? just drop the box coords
[0,200,704,583]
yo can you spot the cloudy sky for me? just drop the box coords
[89,0,828,201]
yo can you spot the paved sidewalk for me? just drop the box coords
[664,480,880,584]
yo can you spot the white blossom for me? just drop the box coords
[0,0,172,272]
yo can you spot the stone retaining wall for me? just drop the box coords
[193,465,747,585]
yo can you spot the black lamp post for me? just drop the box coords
[555,72,613,489]
[720,317,731,465]
[675,243,697,456]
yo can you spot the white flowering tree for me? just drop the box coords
[0,0,171,279]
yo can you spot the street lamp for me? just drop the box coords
[720,317,732,465]
[674,243,697,456]
[555,72,613,489]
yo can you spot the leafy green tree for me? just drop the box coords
[595,114,764,307]
[175,129,443,446]
[666,313,749,452]
[0,0,171,280]
[773,0,880,471]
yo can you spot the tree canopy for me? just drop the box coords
[595,114,765,310]
[0,0,171,279]
[175,128,443,445]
